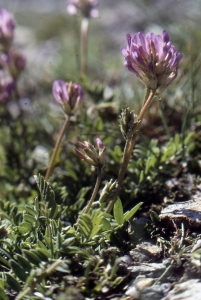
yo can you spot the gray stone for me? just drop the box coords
[136,242,162,259]
[162,279,201,300]
[159,184,201,228]
[129,241,162,263]
[128,263,166,278]
[140,283,171,300]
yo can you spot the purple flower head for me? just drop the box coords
[122,30,182,93]
[0,8,15,51]
[52,80,69,105]
[0,70,14,101]
[52,80,83,115]
[67,0,99,18]
[75,138,105,168]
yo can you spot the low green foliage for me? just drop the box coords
[0,175,142,298]
[124,132,197,201]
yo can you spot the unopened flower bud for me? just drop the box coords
[99,179,119,204]
[96,138,104,151]
[96,138,105,165]
[119,107,138,140]
[75,138,105,168]
[74,148,95,165]
[52,80,83,115]
[0,8,15,52]
[67,0,99,18]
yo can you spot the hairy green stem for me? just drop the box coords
[105,89,156,213]
[83,169,103,213]
[45,115,70,181]
[80,17,89,74]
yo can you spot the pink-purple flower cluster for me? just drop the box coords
[52,80,84,115]
[0,8,15,52]
[122,30,182,93]
[67,0,99,18]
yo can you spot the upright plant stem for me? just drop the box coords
[83,169,102,213]
[45,115,70,181]
[105,89,156,213]
[119,89,156,186]
[80,17,89,74]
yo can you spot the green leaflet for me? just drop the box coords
[23,250,41,266]
[6,273,21,293]
[16,254,32,272]
[0,287,9,300]
[88,209,103,239]
[114,198,124,226]
[34,174,58,219]
[124,202,143,222]
[77,209,104,240]
[10,259,28,282]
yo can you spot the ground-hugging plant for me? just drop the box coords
[73,29,182,215]
[0,4,193,300]
[0,173,142,299]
